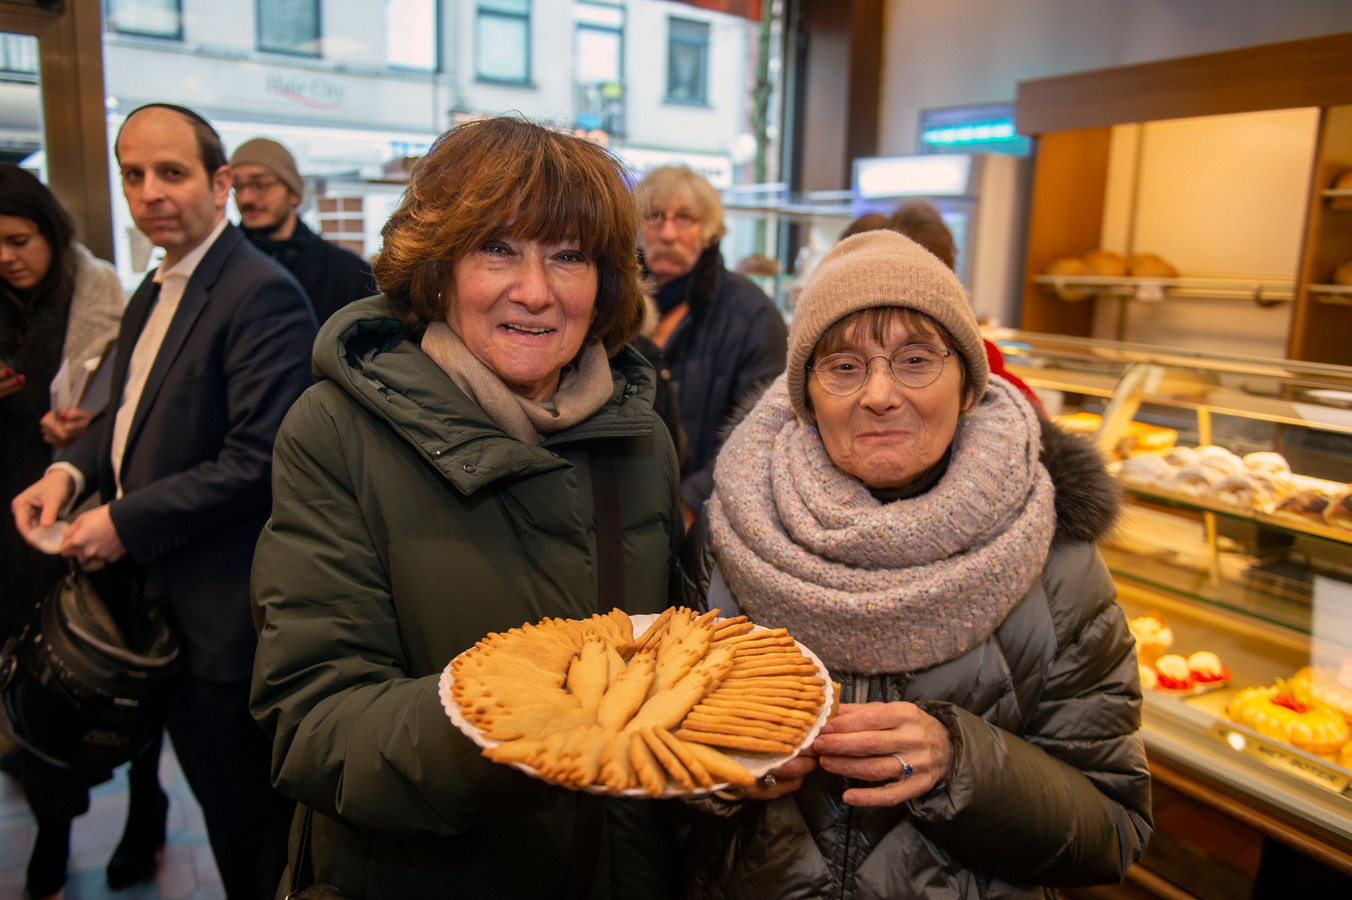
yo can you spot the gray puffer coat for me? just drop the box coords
[677,420,1152,900]
[250,296,687,899]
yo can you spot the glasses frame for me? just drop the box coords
[642,209,701,231]
[231,176,282,195]
[809,347,954,396]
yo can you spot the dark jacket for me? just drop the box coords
[654,244,786,512]
[678,422,1152,900]
[64,223,316,682]
[250,296,687,899]
[243,218,374,326]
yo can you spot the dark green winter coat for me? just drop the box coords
[250,296,686,899]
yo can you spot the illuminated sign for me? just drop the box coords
[852,154,974,199]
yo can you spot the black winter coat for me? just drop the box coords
[653,244,786,512]
[677,421,1152,900]
[243,218,374,326]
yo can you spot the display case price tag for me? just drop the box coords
[1205,722,1351,792]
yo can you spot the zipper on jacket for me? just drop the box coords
[831,674,872,900]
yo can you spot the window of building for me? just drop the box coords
[0,33,39,75]
[386,0,438,71]
[475,0,530,84]
[104,0,183,39]
[666,16,708,105]
[573,1,624,134]
[258,0,321,57]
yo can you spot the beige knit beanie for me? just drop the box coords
[787,229,989,421]
[229,138,304,198]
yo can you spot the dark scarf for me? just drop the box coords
[241,221,308,270]
[648,242,724,317]
[1,255,76,416]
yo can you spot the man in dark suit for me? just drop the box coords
[11,103,315,899]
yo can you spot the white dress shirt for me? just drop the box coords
[54,217,228,502]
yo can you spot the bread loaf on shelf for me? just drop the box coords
[1083,249,1127,277]
[1126,252,1178,279]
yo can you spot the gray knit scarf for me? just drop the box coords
[708,376,1056,674]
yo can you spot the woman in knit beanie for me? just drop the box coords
[679,229,1150,899]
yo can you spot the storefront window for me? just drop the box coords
[0,33,41,168]
[386,0,438,71]
[1,32,38,74]
[475,0,530,84]
[105,0,182,39]
[258,0,321,57]
[666,16,708,105]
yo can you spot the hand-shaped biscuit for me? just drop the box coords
[566,633,610,709]
[596,647,657,730]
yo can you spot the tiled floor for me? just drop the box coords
[0,740,223,900]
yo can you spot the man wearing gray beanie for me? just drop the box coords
[230,137,374,325]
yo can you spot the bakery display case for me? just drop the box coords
[993,331,1352,887]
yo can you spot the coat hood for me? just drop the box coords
[311,295,659,495]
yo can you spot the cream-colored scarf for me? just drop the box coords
[421,322,613,444]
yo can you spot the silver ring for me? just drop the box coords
[892,754,913,778]
[760,773,778,788]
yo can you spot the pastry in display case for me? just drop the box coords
[992,331,1352,864]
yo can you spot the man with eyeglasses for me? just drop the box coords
[230,137,374,325]
[636,165,787,528]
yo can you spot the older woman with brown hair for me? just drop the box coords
[249,117,686,899]
[678,229,1151,899]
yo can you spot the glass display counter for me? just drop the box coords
[990,331,1352,878]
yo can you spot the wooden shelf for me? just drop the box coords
[1033,274,1294,305]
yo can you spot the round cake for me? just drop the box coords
[1211,474,1276,511]
[1153,654,1193,691]
[1290,666,1352,724]
[1164,446,1199,467]
[1242,451,1290,476]
[1128,615,1173,665]
[1226,686,1349,756]
[1187,651,1229,685]
[1119,454,1174,488]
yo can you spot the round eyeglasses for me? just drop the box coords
[643,210,701,231]
[809,345,953,396]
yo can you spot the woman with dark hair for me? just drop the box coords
[0,166,123,574]
[678,230,1151,899]
[0,162,123,647]
[250,116,686,899]
[0,165,167,898]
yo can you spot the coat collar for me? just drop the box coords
[318,296,659,496]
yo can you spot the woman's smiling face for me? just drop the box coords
[807,311,971,490]
[445,236,598,403]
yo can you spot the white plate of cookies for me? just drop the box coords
[439,607,834,798]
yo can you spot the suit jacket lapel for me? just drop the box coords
[112,274,161,402]
[124,226,241,455]
[101,273,161,492]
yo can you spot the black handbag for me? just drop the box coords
[0,560,182,772]
[286,805,354,899]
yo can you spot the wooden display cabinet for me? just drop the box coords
[1013,33,1352,366]
[995,330,1352,899]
